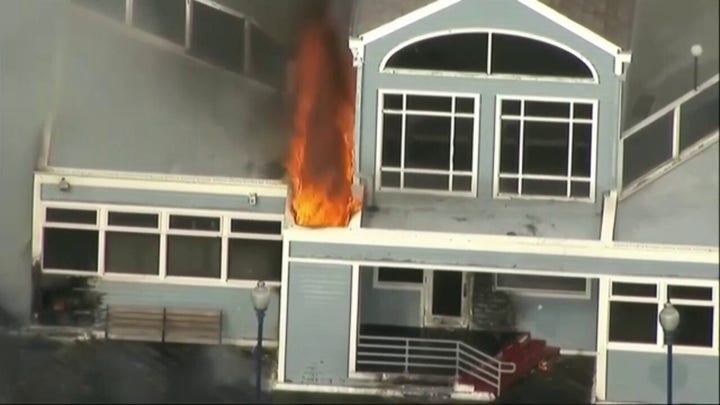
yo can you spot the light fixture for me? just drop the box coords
[690,44,703,90]
[58,177,71,192]
[251,280,271,312]
[690,44,704,58]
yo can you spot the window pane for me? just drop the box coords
[380,171,400,188]
[378,268,424,283]
[612,282,657,298]
[72,0,126,21]
[456,97,475,114]
[668,285,713,301]
[525,101,570,118]
[381,114,402,167]
[570,181,591,198]
[108,212,158,228]
[499,178,518,194]
[405,115,451,170]
[190,1,244,73]
[43,228,98,272]
[679,82,719,151]
[228,239,282,281]
[574,103,594,119]
[231,219,281,235]
[622,111,673,185]
[673,305,713,347]
[496,274,587,293]
[166,236,221,278]
[406,95,452,112]
[499,121,520,173]
[609,302,658,344]
[405,173,449,191]
[453,118,474,171]
[133,0,186,45]
[501,100,521,115]
[523,121,570,176]
[169,215,220,231]
[105,232,159,275]
[452,176,473,192]
[521,179,567,197]
[46,208,96,225]
[383,94,403,109]
[491,34,593,78]
[571,123,593,177]
[386,33,488,73]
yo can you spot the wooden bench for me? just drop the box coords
[105,306,223,345]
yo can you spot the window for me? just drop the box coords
[105,212,160,275]
[42,207,99,272]
[384,31,595,81]
[494,274,589,298]
[132,0,186,45]
[608,280,717,351]
[167,215,221,278]
[374,267,424,289]
[227,219,283,282]
[378,91,479,194]
[190,0,245,73]
[496,97,596,200]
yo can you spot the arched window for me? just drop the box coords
[384,31,595,80]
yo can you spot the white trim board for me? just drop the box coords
[358,0,623,57]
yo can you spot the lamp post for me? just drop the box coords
[659,302,680,405]
[251,281,271,403]
[690,44,703,90]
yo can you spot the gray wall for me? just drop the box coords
[285,262,353,385]
[606,350,720,404]
[358,0,622,205]
[96,280,280,341]
[359,266,422,327]
[0,0,66,322]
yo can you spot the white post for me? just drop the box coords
[348,264,360,374]
[595,276,611,401]
[184,0,193,51]
[672,106,681,159]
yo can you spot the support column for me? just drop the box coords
[595,276,610,401]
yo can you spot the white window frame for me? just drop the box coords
[379,28,600,84]
[493,95,598,202]
[607,277,719,356]
[493,273,591,299]
[372,267,425,291]
[375,89,481,197]
[39,201,283,289]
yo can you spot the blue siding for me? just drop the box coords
[41,185,287,214]
[285,262,352,385]
[607,350,720,404]
[95,280,280,340]
[358,0,622,209]
[359,267,422,327]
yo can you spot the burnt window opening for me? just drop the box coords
[169,215,220,231]
[105,232,160,275]
[609,301,658,344]
[166,235,221,278]
[108,212,159,228]
[46,208,97,225]
[42,228,99,272]
[228,239,282,281]
[379,93,478,193]
[132,0,186,45]
[494,274,588,295]
[497,99,594,199]
[190,1,245,73]
[377,268,424,284]
[386,33,489,73]
[491,34,593,78]
[72,0,127,22]
[231,219,282,235]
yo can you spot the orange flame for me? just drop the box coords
[286,13,360,228]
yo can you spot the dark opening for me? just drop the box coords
[491,34,593,78]
[169,215,220,231]
[496,274,587,293]
[190,1,245,73]
[609,301,658,343]
[432,271,463,317]
[454,117,474,171]
[250,24,287,86]
[108,212,159,228]
[166,235,221,278]
[405,173,449,191]
[72,0,126,22]
[405,115,451,170]
[673,305,714,347]
[377,268,424,284]
[46,208,96,225]
[385,33,489,73]
[43,228,98,272]
[381,113,402,168]
[105,232,160,275]
[612,282,657,298]
[522,121,570,175]
[679,82,720,151]
[228,239,282,281]
[231,219,281,235]
[132,0,186,45]
[668,285,713,301]
[622,112,674,186]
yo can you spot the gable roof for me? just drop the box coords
[350,0,636,51]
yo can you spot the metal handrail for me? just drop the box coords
[356,334,516,397]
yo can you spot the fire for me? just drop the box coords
[286,11,360,228]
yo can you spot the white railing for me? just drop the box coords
[619,74,719,198]
[356,334,516,397]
